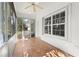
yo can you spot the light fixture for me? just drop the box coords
[25,2,43,12]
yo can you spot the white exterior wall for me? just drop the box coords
[35,2,79,56]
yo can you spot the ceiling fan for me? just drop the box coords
[25,2,43,12]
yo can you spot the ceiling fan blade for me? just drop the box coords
[25,5,32,9]
[35,4,43,9]
[32,5,36,12]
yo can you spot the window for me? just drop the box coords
[0,2,16,43]
[43,7,68,39]
[52,11,65,37]
[44,16,51,34]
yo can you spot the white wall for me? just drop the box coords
[35,2,79,56]
[71,3,79,47]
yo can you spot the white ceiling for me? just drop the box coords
[14,2,69,19]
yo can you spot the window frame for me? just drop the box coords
[42,6,68,40]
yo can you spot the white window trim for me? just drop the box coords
[42,5,71,40]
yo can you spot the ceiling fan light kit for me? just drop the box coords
[25,2,43,12]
